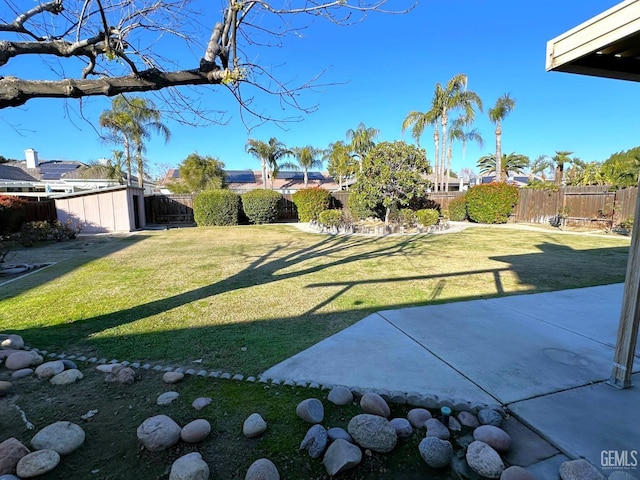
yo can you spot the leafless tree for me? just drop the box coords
[0,0,415,124]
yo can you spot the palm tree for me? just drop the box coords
[281,146,323,187]
[436,74,483,192]
[245,138,291,189]
[401,89,441,190]
[447,114,483,191]
[325,141,357,190]
[552,150,574,186]
[477,152,530,179]
[346,123,380,171]
[99,96,170,188]
[529,155,551,181]
[488,93,516,183]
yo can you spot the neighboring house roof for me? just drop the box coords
[227,170,340,192]
[479,175,540,187]
[3,160,84,181]
[0,164,39,182]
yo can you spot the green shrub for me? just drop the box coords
[465,183,519,224]
[448,196,467,221]
[193,189,240,226]
[318,209,343,229]
[619,216,634,230]
[0,195,28,234]
[241,189,283,224]
[18,220,82,246]
[347,191,377,221]
[397,208,417,227]
[416,208,440,227]
[291,187,331,222]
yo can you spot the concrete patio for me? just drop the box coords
[263,283,640,477]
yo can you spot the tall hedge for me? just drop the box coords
[0,195,28,234]
[241,189,283,224]
[291,187,331,222]
[465,183,519,224]
[193,190,240,226]
[448,196,467,221]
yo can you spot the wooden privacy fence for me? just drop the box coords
[145,186,638,227]
[23,200,57,223]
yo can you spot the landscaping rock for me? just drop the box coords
[137,415,181,452]
[447,416,462,432]
[169,452,209,480]
[458,411,480,428]
[559,459,606,480]
[50,369,83,385]
[500,465,536,479]
[477,408,503,427]
[425,418,450,440]
[104,366,135,384]
[96,364,120,373]
[347,414,397,453]
[0,335,24,350]
[16,450,60,478]
[323,439,362,476]
[473,425,511,452]
[11,368,33,379]
[360,392,390,418]
[300,424,328,459]
[327,427,353,443]
[0,474,20,480]
[0,350,17,360]
[245,458,279,480]
[407,408,432,428]
[34,361,64,379]
[243,413,267,438]
[60,359,77,370]
[157,392,180,405]
[5,351,40,370]
[192,397,212,410]
[296,398,324,424]
[163,371,185,384]
[389,418,413,438]
[180,419,211,443]
[466,441,504,478]
[0,438,29,475]
[0,381,11,397]
[418,436,453,469]
[327,386,353,406]
[31,421,85,455]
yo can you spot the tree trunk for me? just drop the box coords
[303,169,308,188]
[440,111,448,192]
[261,160,267,189]
[556,164,564,186]
[385,206,391,226]
[494,123,502,182]
[445,144,452,192]
[124,137,132,186]
[433,129,439,192]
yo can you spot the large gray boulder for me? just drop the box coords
[5,351,41,370]
[347,414,397,453]
[299,425,328,459]
[34,361,64,379]
[16,450,60,478]
[559,459,606,480]
[137,415,181,452]
[0,335,24,350]
[295,398,324,424]
[323,439,362,476]
[243,413,267,438]
[407,408,432,428]
[181,419,211,443]
[169,452,209,480]
[31,421,85,455]
[0,438,29,475]
[360,392,390,418]
[425,418,450,440]
[466,441,504,478]
[50,369,83,385]
[245,458,279,480]
[473,425,511,452]
[418,436,453,469]
[500,465,537,479]
[327,386,353,406]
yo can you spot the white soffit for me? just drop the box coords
[546,0,640,82]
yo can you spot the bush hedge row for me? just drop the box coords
[241,189,283,224]
[465,183,519,224]
[292,188,331,222]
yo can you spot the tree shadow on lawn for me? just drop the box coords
[6,231,630,371]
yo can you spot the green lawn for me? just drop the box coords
[0,224,631,374]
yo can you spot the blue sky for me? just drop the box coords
[1,0,635,179]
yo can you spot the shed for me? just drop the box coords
[54,186,146,233]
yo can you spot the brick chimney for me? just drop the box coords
[25,148,39,169]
